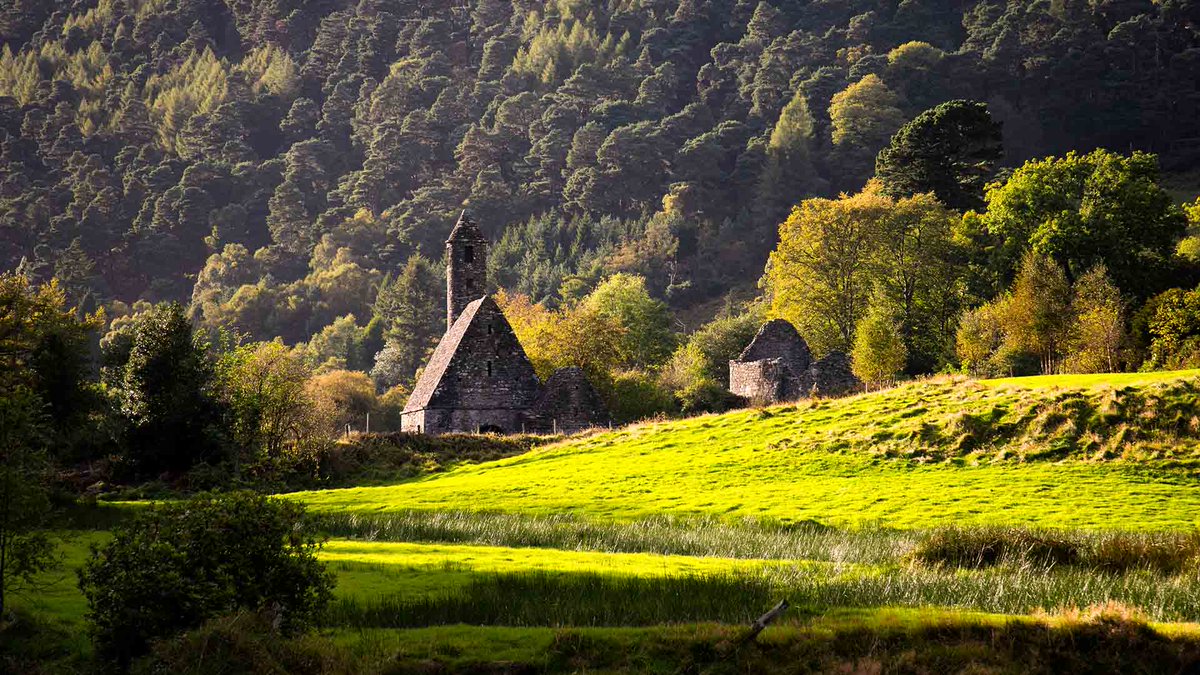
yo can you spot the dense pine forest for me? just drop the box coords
[3,0,1199,381]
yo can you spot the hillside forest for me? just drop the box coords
[4,0,1200,479]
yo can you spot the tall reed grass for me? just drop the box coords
[327,560,1200,628]
[320,510,1200,576]
[913,526,1200,574]
[317,510,915,564]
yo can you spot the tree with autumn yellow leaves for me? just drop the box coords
[765,185,963,373]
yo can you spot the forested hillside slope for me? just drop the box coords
[2,0,1198,372]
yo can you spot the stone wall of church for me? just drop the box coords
[729,358,786,403]
[402,408,530,435]
[809,352,861,397]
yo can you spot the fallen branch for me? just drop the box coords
[740,599,790,644]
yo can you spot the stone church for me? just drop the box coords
[401,212,610,435]
[728,319,861,403]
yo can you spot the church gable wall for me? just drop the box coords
[428,301,542,414]
[729,358,786,402]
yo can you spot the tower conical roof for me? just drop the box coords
[447,210,486,243]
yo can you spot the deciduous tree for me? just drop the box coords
[981,150,1185,298]
[851,299,908,389]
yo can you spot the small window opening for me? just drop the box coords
[464,245,474,262]
[465,278,475,291]
[487,323,493,335]
[487,360,493,377]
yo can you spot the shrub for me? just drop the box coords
[131,611,350,675]
[606,369,678,424]
[913,526,1080,569]
[78,492,335,666]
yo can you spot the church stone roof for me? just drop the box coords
[404,297,486,413]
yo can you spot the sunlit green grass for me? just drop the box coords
[298,460,1200,529]
[325,539,815,606]
[325,539,807,577]
[20,535,813,626]
[981,369,1200,388]
[291,372,1200,530]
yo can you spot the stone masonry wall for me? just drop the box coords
[403,408,528,435]
[729,358,786,402]
[524,367,611,433]
[446,218,489,331]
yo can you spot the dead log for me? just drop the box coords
[740,599,789,644]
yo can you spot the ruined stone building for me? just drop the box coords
[728,319,861,404]
[401,212,610,435]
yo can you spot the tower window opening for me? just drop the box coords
[487,360,493,377]
[466,278,474,291]
[464,245,474,262]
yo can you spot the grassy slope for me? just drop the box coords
[294,373,1200,530]
[982,370,1200,388]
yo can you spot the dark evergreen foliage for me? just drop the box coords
[875,99,1003,211]
[0,0,1196,351]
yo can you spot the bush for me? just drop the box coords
[132,611,351,675]
[78,492,335,666]
[914,526,1200,575]
[675,379,742,415]
[606,369,678,424]
[913,526,1080,569]
[307,432,552,488]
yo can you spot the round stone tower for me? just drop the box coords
[445,210,488,331]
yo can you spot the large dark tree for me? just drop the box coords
[875,100,1004,212]
[110,303,224,474]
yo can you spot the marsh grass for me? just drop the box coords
[326,572,777,628]
[317,510,915,565]
[326,560,1200,628]
[914,527,1200,575]
[321,510,1200,577]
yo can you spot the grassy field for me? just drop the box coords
[20,371,1200,672]
[980,369,1200,388]
[293,374,1200,529]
